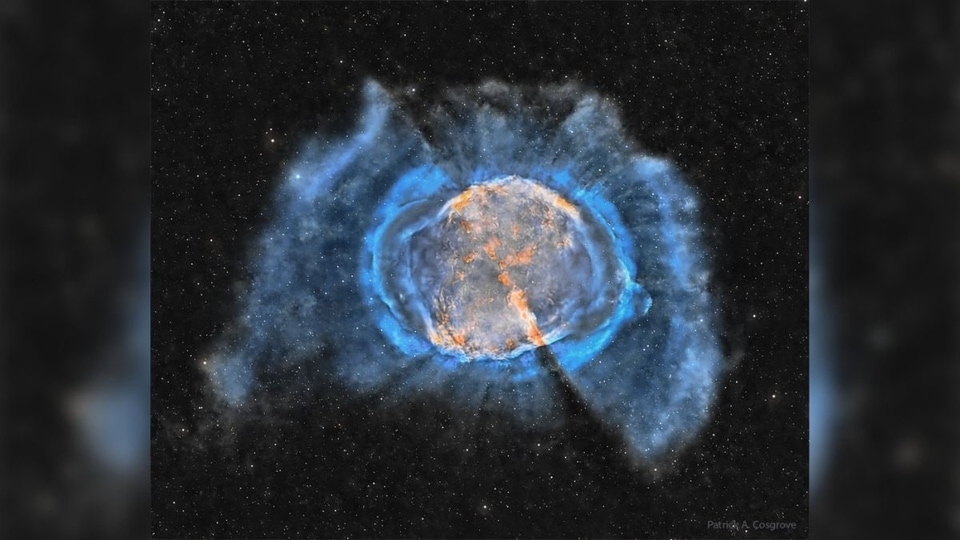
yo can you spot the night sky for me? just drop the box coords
[151,2,808,538]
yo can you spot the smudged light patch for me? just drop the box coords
[810,219,838,494]
[72,231,150,478]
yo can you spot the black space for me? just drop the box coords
[151,2,808,538]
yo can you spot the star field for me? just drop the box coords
[151,3,808,538]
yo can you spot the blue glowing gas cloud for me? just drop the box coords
[203,81,722,463]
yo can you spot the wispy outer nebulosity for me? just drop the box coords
[202,81,722,462]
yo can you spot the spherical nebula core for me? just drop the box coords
[374,175,635,362]
[203,81,722,465]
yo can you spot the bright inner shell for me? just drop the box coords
[404,175,628,360]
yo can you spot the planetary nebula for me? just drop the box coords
[203,80,722,464]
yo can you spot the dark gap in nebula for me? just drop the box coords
[535,346,627,460]
[536,346,594,422]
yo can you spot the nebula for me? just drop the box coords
[202,80,722,463]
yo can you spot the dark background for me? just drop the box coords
[151,2,807,538]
